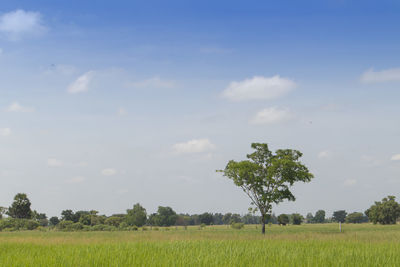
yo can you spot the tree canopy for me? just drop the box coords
[7,193,32,219]
[365,196,400,224]
[219,143,314,234]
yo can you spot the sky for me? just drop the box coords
[0,0,400,218]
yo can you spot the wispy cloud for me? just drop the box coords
[222,75,296,101]
[318,150,332,159]
[173,139,215,154]
[391,154,400,161]
[101,168,117,176]
[0,9,46,40]
[47,158,64,167]
[250,107,293,125]
[0,128,11,136]
[6,102,34,112]
[67,71,94,94]
[360,68,400,83]
[343,179,357,186]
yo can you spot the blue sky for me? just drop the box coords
[0,0,400,217]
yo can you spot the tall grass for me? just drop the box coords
[0,223,399,266]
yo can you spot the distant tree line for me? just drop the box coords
[1,193,399,232]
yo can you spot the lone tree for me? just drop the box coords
[7,193,32,219]
[332,210,347,223]
[219,143,313,234]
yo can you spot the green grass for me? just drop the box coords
[1,224,400,266]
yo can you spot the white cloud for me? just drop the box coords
[66,176,86,184]
[0,9,46,40]
[67,71,94,94]
[0,128,11,136]
[391,154,400,161]
[173,139,215,154]
[101,168,117,176]
[47,158,63,167]
[6,102,34,112]
[129,76,176,89]
[222,75,296,101]
[360,68,400,83]
[344,179,357,186]
[250,107,293,125]
[318,150,332,159]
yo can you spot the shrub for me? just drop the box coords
[129,225,138,231]
[231,222,245,229]
[153,227,159,231]
[142,226,148,231]
[92,224,107,231]
[57,220,74,230]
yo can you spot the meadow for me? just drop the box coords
[0,223,399,266]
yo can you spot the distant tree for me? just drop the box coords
[219,143,314,234]
[153,206,177,226]
[79,214,92,226]
[0,207,7,219]
[175,214,191,226]
[332,210,347,223]
[126,203,147,227]
[230,214,242,224]
[313,210,325,223]
[213,213,224,225]
[105,216,123,227]
[266,213,278,224]
[365,196,400,224]
[277,214,289,225]
[74,211,90,223]
[222,213,232,225]
[32,211,48,226]
[7,193,32,219]
[199,212,214,225]
[61,210,76,222]
[305,213,314,223]
[346,212,366,223]
[291,213,303,225]
[49,216,60,226]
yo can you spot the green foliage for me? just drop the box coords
[219,143,313,233]
[365,196,400,225]
[291,213,303,225]
[7,193,32,219]
[49,217,60,226]
[346,212,367,223]
[126,203,147,227]
[0,207,7,219]
[313,210,326,223]
[278,214,289,225]
[105,216,123,227]
[57,220,74,230]
[231,222,245,229]
[61,210,76,222]
[199,212,213,225]
[151,206,177,226]
[0,218,39,231]
[332,210,347,223]
[79,214,92,226]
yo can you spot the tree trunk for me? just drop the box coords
[262,222,266,234]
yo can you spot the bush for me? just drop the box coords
[128,225,138,231]
[142,226,148,231]
[278,214,289,225]
[66,222,84,231]
[231,222,245,229]
[92,224,107,231]
[153,227,159,231]
[57,220,74,230]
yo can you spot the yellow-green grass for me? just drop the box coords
[1,224,399,266]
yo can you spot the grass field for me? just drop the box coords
[1,223,399,266]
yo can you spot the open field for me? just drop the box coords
[1,224,400,266]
